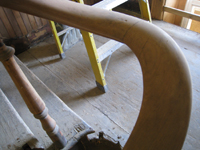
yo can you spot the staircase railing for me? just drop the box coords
[0,0,192,149]
[0,40,67,149]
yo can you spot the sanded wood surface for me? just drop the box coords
[18,21,200,150]
[0,0,192,149]
[153,20,200,150]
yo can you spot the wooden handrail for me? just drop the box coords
[0,42,67,149]
[0,0,192,149]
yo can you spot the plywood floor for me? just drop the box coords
[17,21,200,150]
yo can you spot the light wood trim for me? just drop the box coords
[164,6,200,22]
[151,0,166,20]
[0,0,192,149]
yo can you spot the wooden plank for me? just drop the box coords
[151,0,166,20]
[27,14,37,30]
[34,16,43,28]
[20,12,33,33]
[174,0,187,25]
[41,18,48,26]
[163,0,178,24]
[0,7,15,38]
[0,18,9,38]
[12,10,28,35]
[3,8,22,37]
[164,6,200,22]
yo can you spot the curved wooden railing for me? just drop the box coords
[0,0,192,149]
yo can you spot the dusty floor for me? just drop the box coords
[17,21,200,149]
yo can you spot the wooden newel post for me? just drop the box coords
[0,40,67,149]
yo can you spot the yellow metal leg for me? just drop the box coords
[139,0,152,22]
[49,20,66,59]
[77,0,108,92]
[81,31,108,92]
[76,0,151,92]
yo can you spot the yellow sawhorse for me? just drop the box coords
[50,0,151,92]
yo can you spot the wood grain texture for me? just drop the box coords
[18,23,200,150]
[0,18,9,38]
[34,16,43,28]
[12,10,28,35]
[0,0,192,149]
[151,0,166,20]
[0,7,49,39]
[20,12,33,33]
[3,8,22,37]
[0,7,15,37]
[27,14,37,30]
[164,6,200,22]
[163,0,187,25]
[174,0,187,25]
[41,18,48,26]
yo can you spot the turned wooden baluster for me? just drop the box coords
[0,40,67,149]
